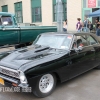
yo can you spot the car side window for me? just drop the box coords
[72,35,88,49]
[80,35,88,46]
[87,35,97,45]
[2,16,13,25]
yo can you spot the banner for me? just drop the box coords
[88,0,96,8]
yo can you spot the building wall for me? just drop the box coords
[22,0,31,23]
[67,0,82,31]
[41,0,53,26]
[0,0,20,13]
[0,0,32,23]
[0,0,82,31]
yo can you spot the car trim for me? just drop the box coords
[0,65,19,79]
[0,73,19,84]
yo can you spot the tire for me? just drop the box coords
[96,65,100,69]
[33,73,56,98]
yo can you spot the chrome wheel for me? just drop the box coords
[39,74,54,93]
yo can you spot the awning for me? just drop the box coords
[89,9,100,17]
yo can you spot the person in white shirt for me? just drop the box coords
[63,19,67,32]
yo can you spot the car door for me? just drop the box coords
[87,35,100,67]
[69,34,96,79]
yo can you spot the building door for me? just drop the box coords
[92,8,99,25]
[82,8,92,22]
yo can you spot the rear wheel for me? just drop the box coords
[33,73,56,98]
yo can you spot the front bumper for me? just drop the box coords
[0,73,29,88]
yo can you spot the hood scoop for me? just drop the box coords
[27,53,51,60]
[15,46,50,60]
[34,47,50,53]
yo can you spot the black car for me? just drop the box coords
[0,32,100,97]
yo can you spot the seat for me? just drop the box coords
[77,39,82,47]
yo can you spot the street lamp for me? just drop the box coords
[56,0,63,32]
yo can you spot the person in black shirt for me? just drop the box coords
[95,19,99,30]
[87,21,93,32]
[96,24,100,36]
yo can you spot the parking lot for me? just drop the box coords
[0,69,100,100]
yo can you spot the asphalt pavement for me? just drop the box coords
[0,69,100,100]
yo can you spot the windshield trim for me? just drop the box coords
[34,34,73,50]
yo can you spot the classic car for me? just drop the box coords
[0,32,100,98]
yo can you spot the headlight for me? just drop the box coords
[19,71,27,84]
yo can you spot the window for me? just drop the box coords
[31,0,41,22]
[84,10,91,17]
[83,0,87,8]
[53,0,67,21]
[0,16,12,25]
[87,35,97,45]
[2,16,13,25]
[98,0,100,6]
[0,18,2,25]
[32,7,41,22]
[53,4,57,21]
[63,2,67,20]
[14,2,23,23]
[2,5,8,12]
[73,35,88,48]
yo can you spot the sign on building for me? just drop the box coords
[88,0,96,8]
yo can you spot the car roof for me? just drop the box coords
[40,32,99,42]
[41,32,96,36]
[0,12,15,17]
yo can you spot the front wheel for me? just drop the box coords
[95,65,100,69]
[33,73,56,98]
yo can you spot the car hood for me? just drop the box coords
[0,45,69,71]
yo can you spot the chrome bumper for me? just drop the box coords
[0,73,29,88]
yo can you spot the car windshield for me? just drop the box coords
[34,34,73,50]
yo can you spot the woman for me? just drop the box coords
[87,21,93,32]
[63,19,67,32]
[76,18,82,32]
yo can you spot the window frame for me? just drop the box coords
[53,0,67,22]
[14,2,23,23]
[31,0,42,23]
[32,7,42,22]
[98,0,100,7]
[2,5,8,12]
[87,35,98,45]
[1,16,13,26]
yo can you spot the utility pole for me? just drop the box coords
[56,0,63,32]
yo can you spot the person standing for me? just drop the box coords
[83,16,89,32]
[76,18,82,32]
[95,18,99,35]
[63,19,67,32]
[87,21,93,32]
[96,24,100,36]
[95,18,99,30]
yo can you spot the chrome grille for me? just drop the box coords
[0,66,19,79]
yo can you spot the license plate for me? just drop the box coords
[0,78,4,85]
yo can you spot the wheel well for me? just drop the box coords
[53,72,61,83]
